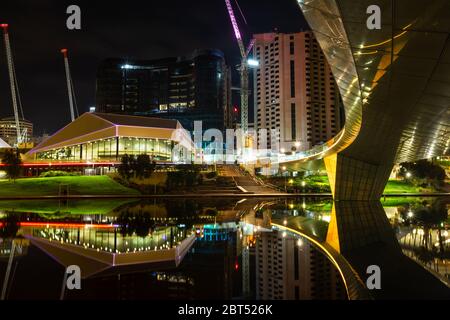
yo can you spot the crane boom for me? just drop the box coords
[225,0,246,58]
[61,49,76,122]
[1,24,22,145]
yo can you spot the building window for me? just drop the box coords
[291,103,296,141]
[290,42,295,55]
[290,61,295,98]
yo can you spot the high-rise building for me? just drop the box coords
[252,32,344,152]
[256,230,346,300]
[0,116,33,146]
[96,49,232,132]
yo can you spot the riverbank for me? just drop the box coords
[262,174,442,194]
[0,192,448,200]
[0,176,140,197]
[0,198,134,215]
[0,176,447,200]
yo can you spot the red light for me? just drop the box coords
[61,48,68,54]
[0,161,116,167]
[0,24,9,28]
[235,262,239,271]
[0,222,117,229]
[233,107,238,113]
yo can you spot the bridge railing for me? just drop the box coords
[278,130,345,164]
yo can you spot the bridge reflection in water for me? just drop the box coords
[327,200,450,299]
[0,197,448,300]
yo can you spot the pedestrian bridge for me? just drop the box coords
[275,0,450,200]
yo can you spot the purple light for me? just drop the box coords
[225,0,242,40]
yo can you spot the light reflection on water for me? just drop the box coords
[0,196,448,300]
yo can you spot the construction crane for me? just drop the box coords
[1,23,25,146]
[224,0,256,136]
[61,48,78,122]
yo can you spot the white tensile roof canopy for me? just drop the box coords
[0,137,11,149]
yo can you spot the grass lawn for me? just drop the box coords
[380,196,431,207]
[264,174,436,195]
[383,180,433,194]
[0,198,135,215]
[0,176,140,197]
[302,176,434,194]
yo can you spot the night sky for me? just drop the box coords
[0,0,307,135]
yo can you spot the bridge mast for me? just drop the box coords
[1,24,23,146]
[61,48,78,122]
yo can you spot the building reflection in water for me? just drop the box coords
[0,196,448,300]
[256,229,346,300]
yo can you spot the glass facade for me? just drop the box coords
[96,49,230,133]
[36,137,175,162]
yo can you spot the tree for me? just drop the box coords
[1,149,22,182]
[118,154,132,180]
[119,154,156,180]
[399,160,446,182]
[134,154,155,179]
[0,213,20,238]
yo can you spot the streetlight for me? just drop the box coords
[282,166,288,192]
[405,171,412,179]
[301,180,306,193]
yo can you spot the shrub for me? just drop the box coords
[40,170,79,177]
[206,171,217,179]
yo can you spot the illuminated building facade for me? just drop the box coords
[26,112,194,163]
[96,49,232,132]
[0,116,33,146]
[253,31,344,152]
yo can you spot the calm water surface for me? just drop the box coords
[0,196,448,300]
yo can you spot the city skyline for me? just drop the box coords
[0,0,307,134]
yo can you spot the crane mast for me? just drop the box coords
[1,24,22,146]
[224,0,254,135]
[61,49,77,122]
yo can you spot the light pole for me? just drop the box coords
[282,166,287,192]
[294,141,301,153]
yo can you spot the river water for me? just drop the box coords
[0,196,448,300]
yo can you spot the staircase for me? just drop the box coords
[195,176,242,194]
